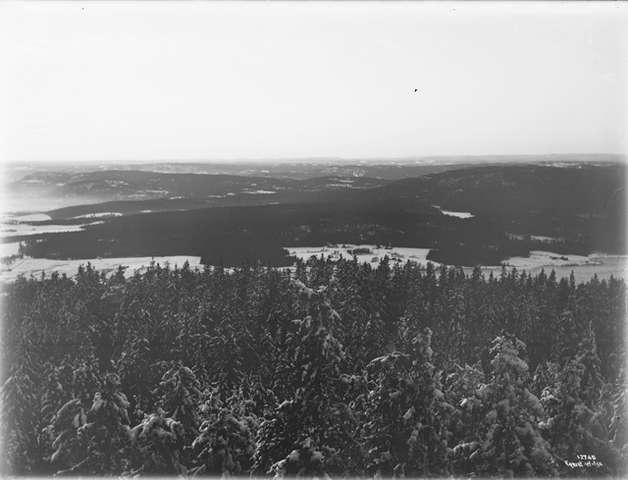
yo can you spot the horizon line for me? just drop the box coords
[4,152,627,166]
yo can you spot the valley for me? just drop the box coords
[2,158,625,283]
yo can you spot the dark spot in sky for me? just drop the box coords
[414,88,419,93]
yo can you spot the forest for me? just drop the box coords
[0,257,626,477]
[11,162,626,267]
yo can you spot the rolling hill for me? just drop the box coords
[7,161,626,266]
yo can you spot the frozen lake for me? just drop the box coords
[1,211,103,238]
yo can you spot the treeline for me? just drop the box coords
[0,258,626,477]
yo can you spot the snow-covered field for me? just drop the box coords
[243,190,276,195]
[477,253,627,283]
[432,206,475,219]
[0,242,21,257]
[503,250,599,269]
[0,246,624,285]
[71,212,123,219]
[441,209,474,219]
[0,255,203,283]
[284,245,627,282]
[284,245,435,267]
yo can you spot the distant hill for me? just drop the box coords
[372,162,627,260]
[378,162,626,216]
[11,161,626,267]
[9,170,390,217]
[6,153,623,181]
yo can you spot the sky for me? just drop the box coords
[0,1,626,163]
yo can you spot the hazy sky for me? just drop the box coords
[0,1,626,163]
